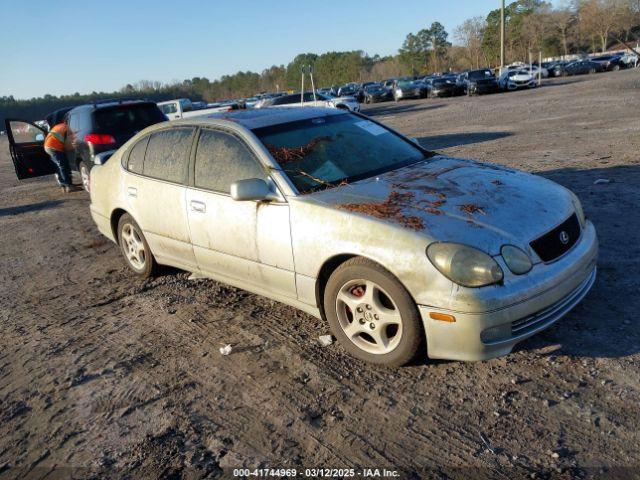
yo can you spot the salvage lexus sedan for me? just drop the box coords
[89,108,597,366]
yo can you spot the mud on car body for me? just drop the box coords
[86,107,597,366]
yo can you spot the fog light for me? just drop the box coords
[480,324,511,343]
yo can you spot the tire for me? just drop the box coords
[79,161,91,192]
[612,64,620,71]
[323,257,424,366]
[117,214,156,278]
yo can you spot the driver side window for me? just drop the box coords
[194,129,267,194]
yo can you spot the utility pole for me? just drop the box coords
[300,65,305,106]
[500,0,505,72]
[538,51,542,86]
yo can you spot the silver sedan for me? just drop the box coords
[89,108,597,366]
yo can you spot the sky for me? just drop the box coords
[0,0,557,99]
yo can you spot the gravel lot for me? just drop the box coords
[1,70,639,479]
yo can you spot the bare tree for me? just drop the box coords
[550,7,576,56]
[454,17,486,68]
[578,0,632,52]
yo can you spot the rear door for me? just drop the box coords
[4,119,56,180]
[123,126,198,270]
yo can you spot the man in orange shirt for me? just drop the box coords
[44,122,76,192]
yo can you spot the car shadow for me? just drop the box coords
[507,164,640,359]
[362,101,446,117]
[416,131,512,150]
[541,76,593,87]
[0,200,64,217]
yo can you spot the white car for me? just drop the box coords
[254,92,360,112]
[508,63,548,78]
[499,70,537,91]
[86,108,597,366]
[157,98,236,120]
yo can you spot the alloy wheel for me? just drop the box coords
[120,223,146,270]
[335,279,403,355]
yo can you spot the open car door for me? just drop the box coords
[4,119,57,180]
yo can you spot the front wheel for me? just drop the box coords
[324,257,423,366]
[117,214,156,278]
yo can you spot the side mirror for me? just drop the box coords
[93,149,116,165]
[230,178,275,202]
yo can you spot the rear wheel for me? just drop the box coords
[324,257,423,366]
[79,161,91,192]
[612,64,620,71]
[117,214,156,278]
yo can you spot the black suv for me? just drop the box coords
[457,69,499,95]
[4,99,167,191]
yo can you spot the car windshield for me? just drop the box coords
[252,114,431,193]
[469,70,493,80]
[94,104,166,134]
[365,85,383,92]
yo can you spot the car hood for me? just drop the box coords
[304,156,575,255]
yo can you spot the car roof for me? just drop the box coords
[175,106,347,130]
[68,99,155,113]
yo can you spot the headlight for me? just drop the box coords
[427,243,503,288]
[501,245,532,274]
[571,195,586,227]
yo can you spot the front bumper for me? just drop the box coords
[431,88,456,97]
[396,89,422,99]
[419,221,598,361]
[507,80,536,90]
[470,83,498,94]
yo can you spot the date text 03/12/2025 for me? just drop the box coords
[232,468,400,477]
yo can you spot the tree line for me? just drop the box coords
[1,0,638,126]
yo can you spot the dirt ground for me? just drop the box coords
[1,70,639,480]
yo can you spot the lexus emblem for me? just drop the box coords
[559,231,570,244]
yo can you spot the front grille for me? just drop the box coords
[530,213,580,262]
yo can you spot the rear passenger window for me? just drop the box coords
[143,128,194,183]
[195,129,266,193]
[127,136,148,174]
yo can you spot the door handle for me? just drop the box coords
[190,200,206,213]
[127,187,137,197]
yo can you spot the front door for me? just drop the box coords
[4,119,56,179]
[186,127,297,300]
